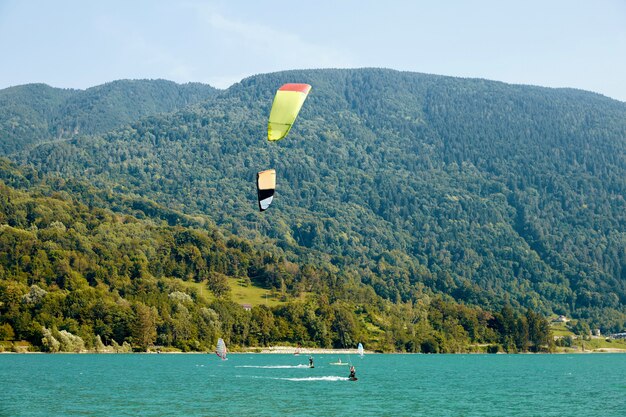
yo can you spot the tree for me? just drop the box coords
[250,305,275,346]
[331,304,360,348]
[0,323,15,340]
[571,320,591,340]
[41,327,60,352]
[132,302,158,350]
[207,272,231,299]
[526,309,550,352]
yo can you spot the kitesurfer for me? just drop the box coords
[349,365,356,380]
[309,356,314,368]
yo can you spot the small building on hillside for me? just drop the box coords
[241,303,252,311]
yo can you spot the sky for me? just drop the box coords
[1,0,625,101]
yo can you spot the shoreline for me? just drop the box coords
[2,345,626,354]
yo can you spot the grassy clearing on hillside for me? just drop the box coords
[174,278,304,307]
[581,338,626,350]
[550,323,574,337]
[226,278,285,307]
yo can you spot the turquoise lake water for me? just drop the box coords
[1,353,625,416]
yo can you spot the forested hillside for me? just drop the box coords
[0,159,551,353]
[7,68,626,332]
[0,79,217,154]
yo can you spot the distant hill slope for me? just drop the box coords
[0,83,75,154]
[2,159,551,353]
[0,79,218,154]
[15,68,626,331]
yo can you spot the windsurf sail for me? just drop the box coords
[216,338,227,360]
[358,343,364,358]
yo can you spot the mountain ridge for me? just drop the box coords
[4,68,625,331]
[0,79,219,154]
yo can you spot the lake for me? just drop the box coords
[1,353,625,416]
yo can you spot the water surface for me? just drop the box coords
[1,353,624,416]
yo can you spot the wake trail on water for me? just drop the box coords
[279,376,349,382]
[235,364,310,369]
[239,375,349,382]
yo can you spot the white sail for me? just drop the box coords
[216,338,227,360]
[358,343,364,358]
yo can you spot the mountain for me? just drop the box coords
[0,79,218,154]
[9,68,626,331]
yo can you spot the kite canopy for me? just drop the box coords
[267,83,312,141]
[257,169,276,211]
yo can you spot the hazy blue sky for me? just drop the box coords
[1,0,625,101]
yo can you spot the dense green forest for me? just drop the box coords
[0,80,217,154]
[0,159,552,352]
[1,68,625,337]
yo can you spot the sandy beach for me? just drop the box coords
[241,346,368,354]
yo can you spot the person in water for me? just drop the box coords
[349,365,356,379]
[309,356,314,367]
